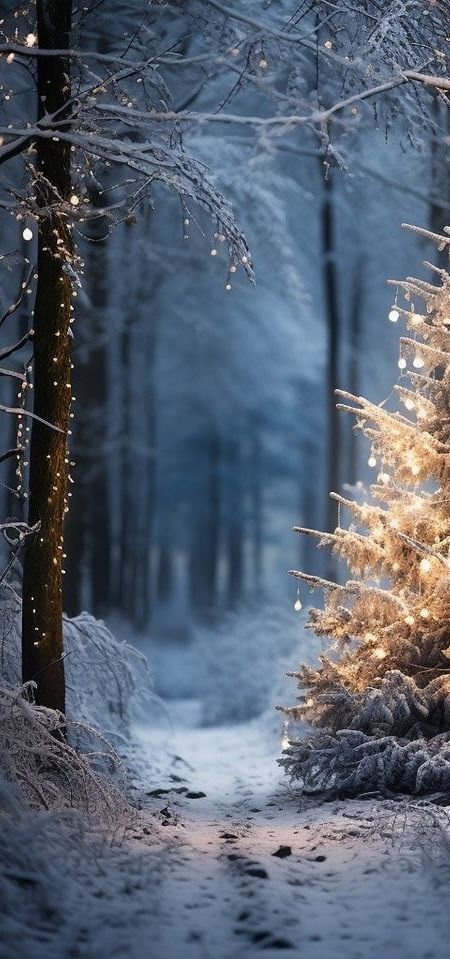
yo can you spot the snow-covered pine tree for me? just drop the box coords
[280,224,450,796]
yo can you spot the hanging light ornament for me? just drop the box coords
[294,587,302,612]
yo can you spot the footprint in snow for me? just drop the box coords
[235,928,293,950]
[245,867,269,879]
[272,845,292,859]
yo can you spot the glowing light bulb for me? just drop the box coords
[404,615,415,626]
[413,355,424,369]
[22,227,33,241]
[405,398,415,411]
[392,562,400,572]
[281,721,290,750]
[398,357,407,370]
[368,455,377,468]
[294,590,302,612]
[25,34,36,46]
[420,557,432,573]
[388,308,399,323]
[210,248,218,256]
[379,472,390,484]
[70,195,79,206]
[420,608,430,619]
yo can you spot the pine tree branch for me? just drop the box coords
[402,223,450,246]
[288,570,345,591]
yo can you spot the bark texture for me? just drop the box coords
[22,0,73,712]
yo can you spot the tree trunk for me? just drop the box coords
[22,0,73,712]
[131,260,158,629]
[204,430,220,612]
[86,210,111,618]
[249,423,263,596]
[226,438,244,610]
[157,542,174,603]
[347,260,363,483]
[118,314,132,612]
[321,171,340,538]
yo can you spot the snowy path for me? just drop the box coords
[3,701,450,959]
[131,702,450,959]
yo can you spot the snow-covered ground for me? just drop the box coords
[2,699,450,959]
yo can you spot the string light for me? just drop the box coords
[294,588,302,612]
[420,557,432,573]
[388,308,399,323]
[398,357,407,370]
[413,355,424,369]
[22,227,33,241]
[368,455,377,467]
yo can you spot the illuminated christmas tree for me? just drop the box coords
[281,224,450,796]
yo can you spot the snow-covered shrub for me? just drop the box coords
[0,591,152,818]
[0,682,131,820]
[0,591,153,739]
[193,604,315,726]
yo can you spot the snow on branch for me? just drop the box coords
[0,681,130,821]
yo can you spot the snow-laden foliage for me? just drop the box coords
[0,592,153,739]
[0,592,151,819]
[194,604,315,725]
[0,2,253,277]
[281,227,450,797]
[280,670,450,796]
[0,681,131,820]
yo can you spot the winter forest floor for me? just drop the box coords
[4,699,450,959]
